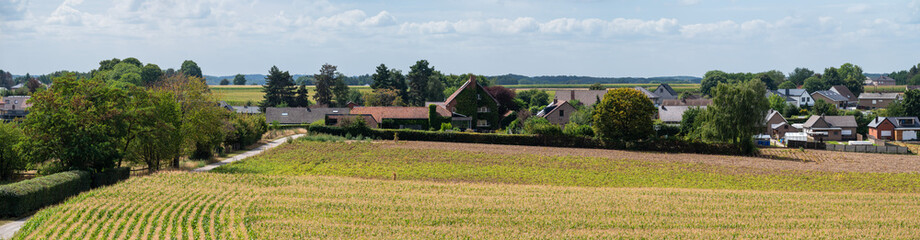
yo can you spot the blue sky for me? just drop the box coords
[1,0,919,77]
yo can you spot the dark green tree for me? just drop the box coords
[788,67,814,86]
[901,90,920,118]
[803,76,826,93]
[0,122,23,180]
[219,79,230,85]
[813,99,838,116]
[292,85,311,107]
[313,64,337,106]
[122,57,143,67]
[233,74,246,85]
[698,80,769,153]
[837,63,865,96]
[589,83,605,90]
[700,70,728,96]
[142,63,163,85]
[593,88,656,141]
[260,66,296,110]
[179,60,203,78]
[407,60,433,106]
[679,107,703,138]
[333,73,350,107]
[777,81,797,89]
[822,67,843,87]
[0,70,13,89]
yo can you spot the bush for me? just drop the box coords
[523,118,562,136]
[91,167,130,188]
[440,123,453,131]
[0,170,91,217]
[563,123,594,137]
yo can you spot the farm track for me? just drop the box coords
[384,141,920,173]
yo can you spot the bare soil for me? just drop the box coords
[383,141,920,173]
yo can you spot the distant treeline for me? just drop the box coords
[202,73,701,86]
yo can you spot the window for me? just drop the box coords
[842,130,852,135]
[872,100,877,104]
[478,106,489,113]
[477,94,481,100]
[801,97,807,102]
[281,112,288,116]
[477,119,489,127]
[901,119,915,125]
[14,100,18,104]
[559,110,565,116]
[881,131,892,137]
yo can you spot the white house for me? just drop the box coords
[770,89,813,107]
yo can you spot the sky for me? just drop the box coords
[1,0,919,77]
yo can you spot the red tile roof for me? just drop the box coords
[350,106,451,123]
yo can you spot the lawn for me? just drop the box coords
[15,140,920,239]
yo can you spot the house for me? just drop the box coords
[536,100,576,126]
[350,106,451,130]
[764,110,794,138]
[325,114,379,128]
[434,75,502,130]
[231,106,261,114]
[0,96,31,120]
[660,98,712,107]
[265,107,350,125]
[857,93,901,109]
[810,90,849,108]
[657,105,704,125]
[554,90,607,106]
[653,84,678,101]
[802,115,858,141]
[868,117,920,141]
[770,89,813,107]
[633,87,661,105]
[828,85,857,107]
[865,76,896,86]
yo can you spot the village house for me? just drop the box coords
[652,84,678,101]
[857,93,901,109]
[536,100,576,126]
[810,90,849,108]
[348,106,451,130]
[868,117,920,141]
[554,89,607,106]
[764,110,794,139]
[656,98,711,125]
[265,107,350,125]
[864,76,896,86]
[0,95,31,120]
[907,85,920,91]
[429,75,502,130]
[828,85,857,107]
[802,115,858,141]
[633,87,661,105]
[770,89,813,107]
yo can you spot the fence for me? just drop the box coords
[786,140,825,149]
[825,144,910,154]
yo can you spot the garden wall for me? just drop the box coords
[825,144,910,154]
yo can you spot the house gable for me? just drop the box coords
[442,75,501,129]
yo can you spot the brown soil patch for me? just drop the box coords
[381,141,920,173]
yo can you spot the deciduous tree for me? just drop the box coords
[788,67,814,86]
[698,80,769,153]
[179,60,203,78]
[592,88,656,141]
[233,74,246,85]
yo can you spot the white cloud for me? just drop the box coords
[0,0,29,21]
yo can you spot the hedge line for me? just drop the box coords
[307,125,747,156]
[0,170,91,217]
[0,167,131,217]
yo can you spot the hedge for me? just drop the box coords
[0,170,91,217]
[91,167,130,188]
[307,125,748,156]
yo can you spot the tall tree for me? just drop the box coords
[407,60,433,106]
[292,85,311,107]
[141,63,163,85]
[803,76,826,93]
[0,70,14,89]
[837,63,865,96]
[371,64,392,90]
[333,73,350,107]
[25,77,41,93]
[485,86,518,113]
[220,79,230,85]
[0,122,23,180]
[233,74,246,85]
[260,66,296,110]
[313,64,337,106]
[179,60,203,78]
[122,57,143,67]
[153,74,225,164]
[592,88,656,141]
[901,89,920,118]
[822,67,843,87]
[700,70,728,96]
[788,67,814,86]
[698,80,769,153]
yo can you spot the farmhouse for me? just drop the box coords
[536,100,576,126]
[265,107,349,125]
[802,115,858,141]
[431,75,502,130]
[810,90,849,108]
[657,105,703,125]
[868,117,920,141]
[770,89,813,107]
[857,93,901,109]
[633,87,661,105]
[764,110,794,138]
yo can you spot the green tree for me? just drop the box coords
[755,73,777,90]
[154,74,226,162]
[679,107,703,138]
[127,90,182,172]
[18,74,131,171]
[0,122,24,180]
[107,62,144,86]
[260,66,296,110]
[233,74,246,85]
[516,89,549,109]
[768,93,787,113]
[909,74,920,86]
[837,63,865,96]
[813,99,838,116]
[762,70,785,90]
[333,73,350,107]
[141,63,163,85]
[698,80,769,153]
[588,83,604,90]
[592,88,656,141]
[122,57,143,67]
[292,85,311,107]
[346,89,364,106]
[179,60,203,78]
[371,64,393,90]
[803,76,826,93]
[523,117,562,136]
[788,67,814,86]
[313,64,337,106]
[407,60,433,106]
[900,89,920,118]
[219,79,230,85]
[777,81,797,89]
[700,70,728,96]
[0,70,13,89]
[822,67,842,86]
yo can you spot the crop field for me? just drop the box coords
[863,85,910,93]
[210,85,373,106]
[17,171,920,239]
[16,140,920,239]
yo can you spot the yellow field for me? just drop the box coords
[210,85,373,106]
[16,172,920,239]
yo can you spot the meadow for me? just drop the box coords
[15,139,920,239]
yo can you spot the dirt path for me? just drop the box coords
[385,141,920,173]
[193,134,304,172]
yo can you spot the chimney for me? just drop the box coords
[553,98,557,104]
[468,74,476,85]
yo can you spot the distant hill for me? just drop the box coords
[205,73,701,86]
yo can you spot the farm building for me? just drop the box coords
[868,117,920,141]
[802,115,858,141]
[864,76,896,86]
[536,100,576,126]
[0,95,31,120]
[857,93,901,109]
[265,107,349,125]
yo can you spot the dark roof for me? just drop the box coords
[265,107,350,124]
[657,105,704,123]
[232,106,261,114]
[633,87,659,99]
[765,110,786,123]
[554,90,608,105]
[537,100,572,117]
[772,89,809,97]
[869,117,920,128]
[858,92,900,100]
[908,85,920,91]
[656,84,678,97]
[804,115,857,128]
[811,90,849,102]
[872,76,896,82]
[829,85,857,102]
[444,75,500,108]
[661,98,712,106]
[351,106,450,123]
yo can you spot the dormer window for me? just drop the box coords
[281,112,288,116]
[901,119,915,125]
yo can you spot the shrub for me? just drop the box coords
[91,167,130,188]
[563,123,594,137]
[0,170,91,217]
[0,122,23,181]
[523,118,562,136]
[440,123,453,131]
